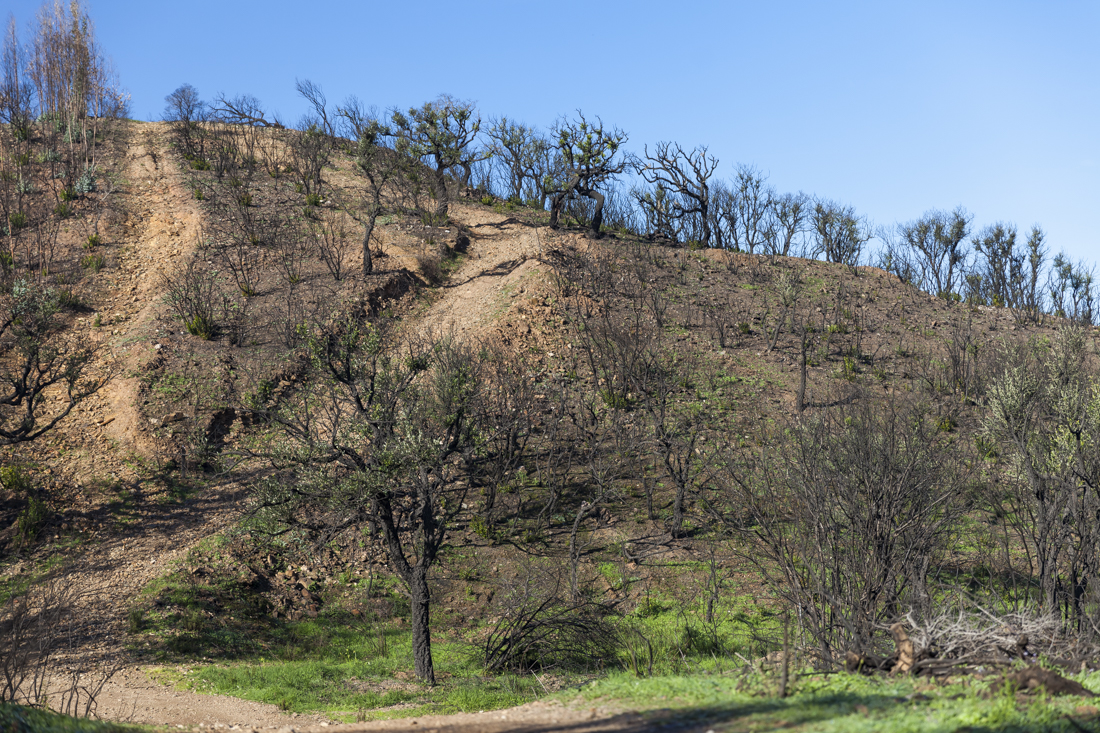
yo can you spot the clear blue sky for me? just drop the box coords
[9,0,1099,266]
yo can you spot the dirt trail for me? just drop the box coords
[99,122,206,455]
[415,205,552,341]
[54,122,237,618]
[33,123,313,730]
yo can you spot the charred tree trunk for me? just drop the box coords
[549,192,566,229]
[586,189,606,238]
[797,328,809,412]
[671,482,686,538]
[362,217,375,276]
[431,164,449,219]
[409,566,435,684]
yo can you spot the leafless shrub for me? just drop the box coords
[214,230,264,299]
[415,248,444,286]
[273,221,313,288]
[160,254,221,339]
[900,608,1100,675]
[312,211,354,281]
[483,562,619,673]
[0,571,119,716]
[712,392,969,666]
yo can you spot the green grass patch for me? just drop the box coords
[0,704,141,733]
[569,670,1100,732]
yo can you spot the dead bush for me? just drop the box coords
[0,571,118,716]
[483,562,619,673]
[415,249,444,286]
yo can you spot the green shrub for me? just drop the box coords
[470,515,497,542]
[14,152,30,167]
[975,435,998,460]
[37,148,61,163]
[479,195,495,206]
[81,253,106,272]
[75,168,97,194]
[59,188,76,202]
[186,314,215,340]
[85,234,101,249]
[127,607,145,633]
[190,158,210,171]
[3,466,49,548]
[599,389,631,410]
[237,193,252,207]
[304,193,322,207]
[56,288,83,309]
[0,251,13,273]
[8,211,27,231]
[193,186,204,200]
[54,202,71,218]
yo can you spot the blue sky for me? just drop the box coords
[8,0,1098,266]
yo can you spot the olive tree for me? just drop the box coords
[249,316,516,684]
[982,327,1100,624]
[163,83,206,159]
[764,191,811,257]
[811,199,872,266]
[485,117,551,205]
[970,223,1046,323]
[714,165,774,253]
[546,112,629,237]
[1049,254,1096,325]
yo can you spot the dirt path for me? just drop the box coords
[415,205,552,341]
[77,674,649,732]
[31,123,287,725]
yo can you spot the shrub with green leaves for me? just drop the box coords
[81,253,106,273]
[2,466,48,548]
[75,168,97,194]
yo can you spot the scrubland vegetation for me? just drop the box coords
[2,3,1100,731]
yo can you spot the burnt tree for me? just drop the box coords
[546,113,629,238]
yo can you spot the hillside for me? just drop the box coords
[2,119,1100,732]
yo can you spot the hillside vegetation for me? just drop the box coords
[2,8,1100,731]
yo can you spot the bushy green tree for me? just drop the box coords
[982,327,1100,623]
[248,317,504,684]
